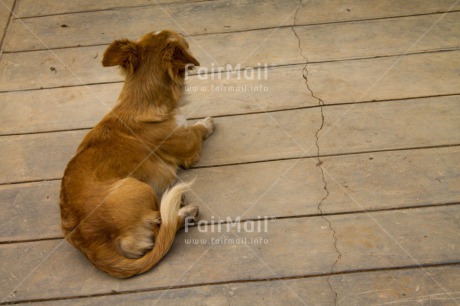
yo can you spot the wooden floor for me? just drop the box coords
[1,0,460,305]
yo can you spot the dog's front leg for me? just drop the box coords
[162,117,214,168]
[192,117,214,139]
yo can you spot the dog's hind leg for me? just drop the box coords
[101,178,162,259]
[117,210,161,258]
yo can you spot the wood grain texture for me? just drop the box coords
[4,0,459,52]
[1,206,458,303]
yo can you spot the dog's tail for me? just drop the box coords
[90,181,192,278]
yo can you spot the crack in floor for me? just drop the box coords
[291,2,342,305]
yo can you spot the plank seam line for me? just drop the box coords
[7,8,460,43]
[1,91,459,138]
[191,144,460,169]
[0,236,62,245]
[186,9,460,37]
[2,37,459,63]
[291,2,340,304]
[2,201,460,245]
[14,0,215,19]
[3,262,460,305]
[4,45,459,61]
[0,47,459,95]
[1,143,460,186]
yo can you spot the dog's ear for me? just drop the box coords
[171,42,200,70]
[164,40,200,80]
[102,39,140,73]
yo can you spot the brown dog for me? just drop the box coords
[59,30,213,278]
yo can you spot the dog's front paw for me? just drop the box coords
[194,117,214,138]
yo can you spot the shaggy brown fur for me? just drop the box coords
[59,30,214,278]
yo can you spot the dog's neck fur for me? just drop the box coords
[113,71,184,123]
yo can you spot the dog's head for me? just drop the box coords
[102,30,199,83]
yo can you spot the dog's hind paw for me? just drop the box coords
[194,117,214,138]
[178,204,199,224]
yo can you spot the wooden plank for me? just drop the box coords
[1,96,459,184]
[0,64,314,134]
[332,266,460,305]
[309,51,460,104]
[0,130,82,184]
[40,273,335,305]
[321,147,460,213]
[0,180,62,242]
[186,146,460,218]
[0,84,120,135]
[15,0,212,18]
[0,45,113,91]
[3,0,460,52]
[1,206,458,302]
[2,50,460,135]
[319,96,460,155]
[194,97,460,166]
[334,207,460,271]
[3,0,300,52]
[33,265,460,305]
[2,12,460,92]
[3,146,458,243]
